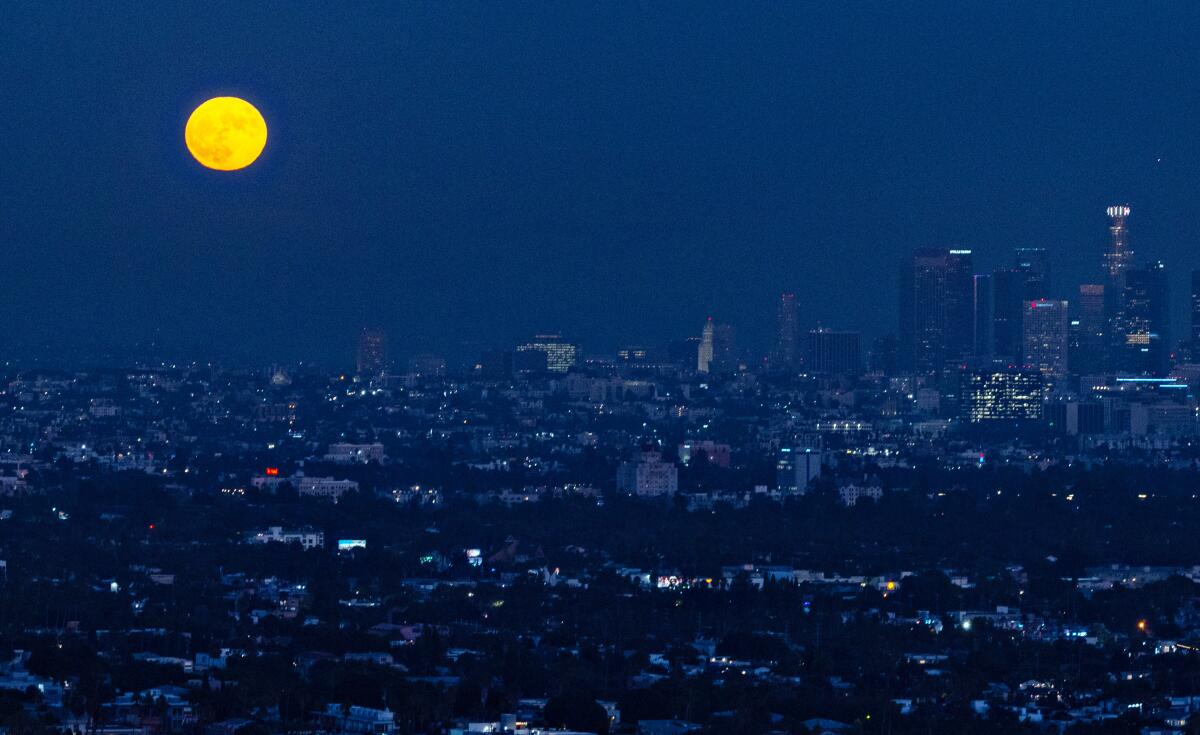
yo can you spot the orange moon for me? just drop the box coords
[184,97,267,171]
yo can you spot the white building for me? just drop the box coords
[617,449,678,497]
[297,476,359,501]
[318,704,394,735]
[325,443,386,464]
[838,483,882,507]
[246,526,325,549]
[697,319,714,373]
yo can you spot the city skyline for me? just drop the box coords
[10,5,1200,733]
[3,203,1196,373]
[7,4,1200,364]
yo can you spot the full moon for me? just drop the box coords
[185,97,268,171]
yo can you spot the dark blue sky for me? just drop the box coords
[5,2,1200,365]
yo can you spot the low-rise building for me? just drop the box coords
[246,526,325,549]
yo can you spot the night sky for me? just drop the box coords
[5,2,1200,365]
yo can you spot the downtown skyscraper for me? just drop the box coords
[774,292,799,368]
[1069,283,1106,376]
[517,334,580,374]
[1103,205,1135,284]
[993,248,1051,364]
[806,329,861,376]
[1112,262,1169,375]
[698,319,714,373]
[1014,248,1050,297]
[697,318,736,374]
[899,248,973,373]
[356,327,388,375]
[1022,299,1069,379]
[972,274,994,359]
[1093,207,1171,376]
[1191,270,1200,360]
[1103,204,1136,369]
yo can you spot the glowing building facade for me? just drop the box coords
[1103,205,1134,283]
[697,318,736,374]
[697,319,714,373]
[1102,205,1135,367]
[517,334,579,373]
[960,369,1044,423]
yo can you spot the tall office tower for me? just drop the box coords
[960,368,1044,423]
[356,328,388,375]
[806,329,861,376]
[869,334,900,375]
[899,248,973,373]
[1103,205,1134,364]
[991,268,1021,363]
[1022,299,1069,378]
[1013,248,1051,298]
[1103,205,1134,283]
[945,249,975,360]
[1191,270,1200,360]
[697,318,714,373]
[1069,284,1106,375]
[517,333,579,373]
[774,292,799,368]
[1112,261,1169,375]
[992,250,1051,364]
[711,321,738,372]
[972,274,994,359]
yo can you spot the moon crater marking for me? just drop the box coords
[185,97,267,171]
